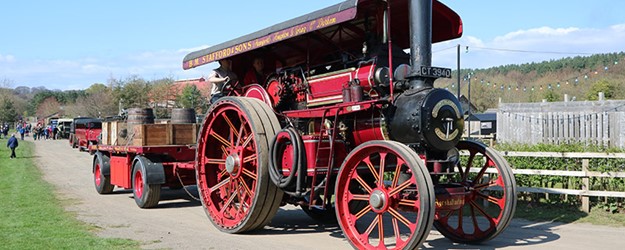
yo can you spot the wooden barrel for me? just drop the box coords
[171,108,196,124]
[127,108,155,125]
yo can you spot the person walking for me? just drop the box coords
[19,126,25,140]
[7,133,18,159]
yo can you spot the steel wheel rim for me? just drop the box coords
[336,142,433,249]
[198,102,258,229]
[434,140,516,242]
[94,163,102,187]
[134,170,143,199]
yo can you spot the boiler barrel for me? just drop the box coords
[171,108,196,124]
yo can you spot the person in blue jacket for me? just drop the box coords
[7,133,18,159]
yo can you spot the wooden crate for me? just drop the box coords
[110,121,127,146]
[131,123,198,146]
[171,124,198,145]
[101,122,111,145]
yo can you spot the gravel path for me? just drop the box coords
[32,138,624,249]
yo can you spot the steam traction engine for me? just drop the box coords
[184,0,516,249]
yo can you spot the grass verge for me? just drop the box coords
[514,200,625,227]
[0,139,139,249]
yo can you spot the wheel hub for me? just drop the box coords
[225,154,241,175]
[369,190,387,210]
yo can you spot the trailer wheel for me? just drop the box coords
[93,152,114,194]
[196,97,282,233]
[433,140,517,243]
[132,158,161,208]
[335,141,435,250]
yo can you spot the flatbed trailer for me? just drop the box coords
[90,144,197,208]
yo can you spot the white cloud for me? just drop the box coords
[0,54,16,63]
[0,47,208,90]
[2,24,624,90]
[433,23,625,70]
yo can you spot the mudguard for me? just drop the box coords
[132,156,166,185]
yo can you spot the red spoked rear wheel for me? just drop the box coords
[434,140,517,243]
[196,97,283,233]
[335,141,435,250]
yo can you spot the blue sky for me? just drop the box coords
[1,1,624,90]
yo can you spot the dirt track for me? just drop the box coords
[33,138,625,249]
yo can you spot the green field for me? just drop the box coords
[0,138,138,250]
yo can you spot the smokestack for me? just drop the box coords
[408,0,433,90]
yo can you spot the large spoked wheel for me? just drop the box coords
[196,97,283,233]
[93,152,114,194]
[132,157,161,208]
[434,140,517,243]
[335,141,435,250]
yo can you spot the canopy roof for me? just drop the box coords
[183,0,462,70]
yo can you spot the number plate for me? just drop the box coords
[417,66,452,78]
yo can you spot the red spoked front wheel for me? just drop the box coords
[335,141,435,250]
[434,140,517,243]
[196,97,283,233]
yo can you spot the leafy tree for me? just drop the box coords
[177,84,203,109]
[36,97,61,118]
[0,98,18,123]
[587,79,615,101]
[150,78,176,118]
[85,83,108,95]
[543,89,560,102]
[111,76,152,109]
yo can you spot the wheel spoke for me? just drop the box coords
[476,192,504,208]
[235,120,246,147]
[473,179,497,190]
[389,179,411,196]
[364,214,380,236]
[210,176,231,192]
[462,151,477,181]
[241,168,257,180]
[457,206,464,232]
[243,154,257,163]
[378,152,387,187]
[211,131,232,148]
[391,158,405,189]
[240,179,253,197]
[398,198,417,207]
[354,205,372,220]
[354,175,373,194]
[205,157,226,165]
[351,194,369,201]
[470,205,481,233]
[377,214,385,246]
[469,200,497,224]
[241,134,254,149]
[222,113,240,141]
[219,182,239,214]
[388,207,412,228]
[364,157,379,184]
[472,160,490,184]
[392,217,402,246]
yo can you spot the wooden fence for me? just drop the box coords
[497,100,625,147]
[494,151,625,212]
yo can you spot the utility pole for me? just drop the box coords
[457,44,461,98]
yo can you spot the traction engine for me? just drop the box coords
[187,0,517,249]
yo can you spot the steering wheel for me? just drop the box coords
[224,80,242,96]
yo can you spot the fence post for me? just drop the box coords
[581,159,590,213]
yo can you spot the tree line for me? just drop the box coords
[437,52,625,112]
[0,76,207,124]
